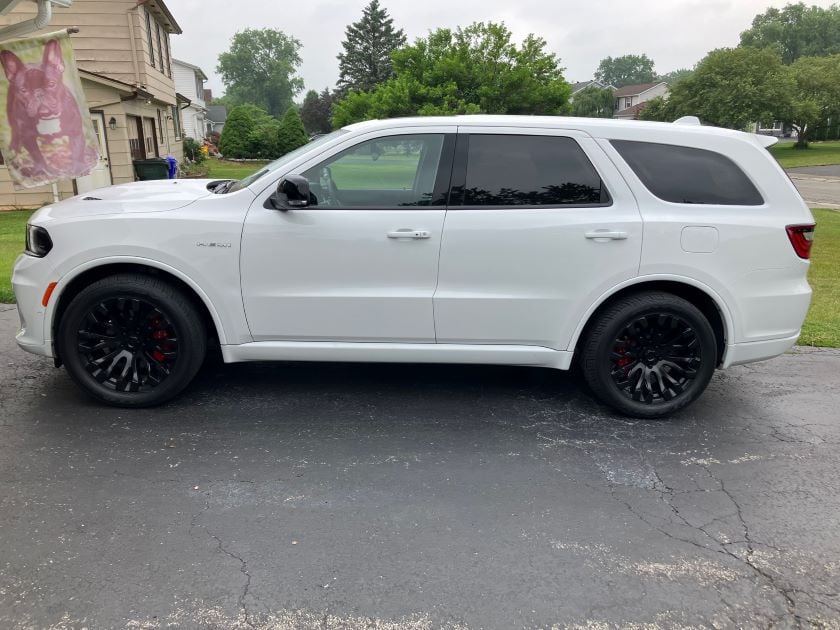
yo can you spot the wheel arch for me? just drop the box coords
[48,258,227,362]
[570,276,733,366]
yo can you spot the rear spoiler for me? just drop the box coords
[753,134,780,148]
[672,116,781,148]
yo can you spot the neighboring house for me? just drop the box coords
[172,58,206,141]
[755,121,795,138]
[0,0,183,208]
[205,105,227,135]
[570,80,615,100]
[613,81,669,119]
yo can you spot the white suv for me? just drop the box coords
[12,115,815,417]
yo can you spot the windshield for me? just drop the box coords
[227,130,349,193]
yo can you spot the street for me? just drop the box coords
[788,166,840,209]
[1,307,840,629]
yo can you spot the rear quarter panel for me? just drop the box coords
[595,131,813,344]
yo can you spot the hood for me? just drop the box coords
[32,179,218,222]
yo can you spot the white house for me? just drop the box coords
[172,58,207,140]
[613,81,669,119]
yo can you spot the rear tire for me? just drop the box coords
[57,273,206,407]
[580,291,717,419]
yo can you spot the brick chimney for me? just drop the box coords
[203,89,213,104]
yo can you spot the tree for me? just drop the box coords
[594,54,656,87]
[640,47,793,130]
[637,95,686,123]
[300,89,334,135]
[658,68,694,85]
[740,3,840,64]
[337,0,406,94]
[277,108,309,155]
[332,22,571,127]
[784,54,840,147]
[217,29,304,118]
[570,86,614,118]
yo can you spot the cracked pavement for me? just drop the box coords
[1,308,839,629]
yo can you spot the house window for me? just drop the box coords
[145,8,155,68]
[157,109,165,144]
[163,32,172,77]
[172,105,182,139]
[195,75,203,100]
[155,22,163,71]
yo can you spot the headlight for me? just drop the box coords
[25,225,52,257]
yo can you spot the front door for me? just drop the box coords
[241,129,455,343]
[434,128,643,350]
[75,112,112,193]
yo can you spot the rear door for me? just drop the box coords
[434,127,642,350]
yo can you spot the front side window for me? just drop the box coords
[612,140,764,205]
[301,134,446,208]
[458,134,608,207]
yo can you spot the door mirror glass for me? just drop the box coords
[273,174,310,210]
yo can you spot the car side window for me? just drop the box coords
[454,134,609,207]
[300,134,446,208]
[611,140,764,205]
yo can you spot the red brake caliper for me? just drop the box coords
[615,343,633,368]
[150,318,168,363]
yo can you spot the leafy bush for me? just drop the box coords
[277,107,308,155]
[218,104,273,158]
[183,137,206,163]
[246,118,283,159]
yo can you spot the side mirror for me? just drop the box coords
[271,174,310,210]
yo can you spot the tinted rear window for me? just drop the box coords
[461,135,609,207]
[611,140,763,206]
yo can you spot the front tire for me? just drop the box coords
[580,291,717,419]
[57,273,206,407]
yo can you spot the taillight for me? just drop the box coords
[786,224,815,259]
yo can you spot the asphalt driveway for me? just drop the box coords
[1,306,840,629]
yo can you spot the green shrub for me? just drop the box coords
[218,104,272,159]
[183,137,205,163]
[277,107,308,156]
[246,118,283,159]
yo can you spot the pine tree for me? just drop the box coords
[337,1,406,94]
[276,108,309,155]
[300,88,334,135]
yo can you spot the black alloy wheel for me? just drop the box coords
[57,274,207,407]
[77,297,180,392]
[580,291,717,418]
[610,312,702,404]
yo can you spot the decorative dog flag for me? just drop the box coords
[0,31,98,189]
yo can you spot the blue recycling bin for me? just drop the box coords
[166,156,178,179]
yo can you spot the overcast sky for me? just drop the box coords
[170,0,836,99]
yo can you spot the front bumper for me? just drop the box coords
[12,253,54,358]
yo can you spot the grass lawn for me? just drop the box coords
[1,205,838,348]
[0,210,34,303]
[770,141,840,169]
[799,208,840,347]
[206,158,269,180]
